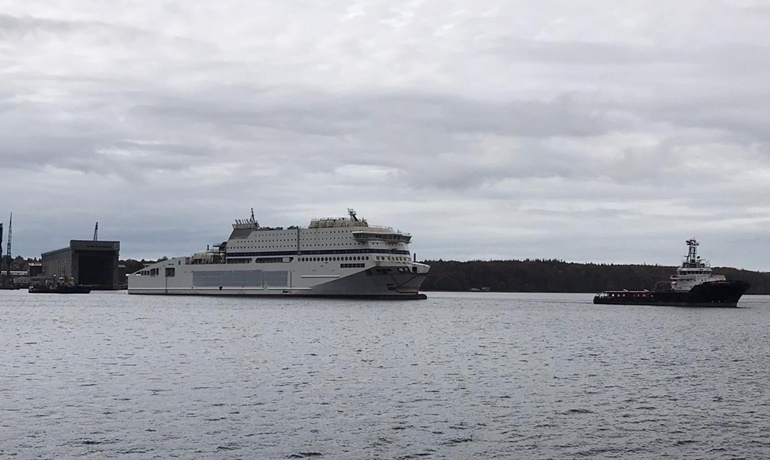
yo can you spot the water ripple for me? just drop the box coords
[2,291,770,459]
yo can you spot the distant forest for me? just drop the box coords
[419,259,770,295]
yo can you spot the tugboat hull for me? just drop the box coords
[594,280,751,307]
[28,285,91,294]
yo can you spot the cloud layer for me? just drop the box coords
[2,1,769,269]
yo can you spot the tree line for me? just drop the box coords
[94,257,770,295]
[419,259,770,295]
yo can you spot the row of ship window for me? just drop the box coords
[227,256,408,264]
[228,249,411,257]
[224,255,412,264]
[234,242,383,249]
[296,256,411,262]
[299,256,369,262]
[138,267,176,277]
[341,263,366,269]
[226,257,287,264]
[248,236,357,241]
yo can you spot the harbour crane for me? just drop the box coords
[0,222,4,282]
[6,213,11,280]
[0,213,13,289]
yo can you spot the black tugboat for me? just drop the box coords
[594,239,750,307]
[29,276,91,294]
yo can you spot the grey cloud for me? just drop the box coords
[3,1,770,269]
[489,39,673,66]
[0,13,80,37]
[0,12,208,50]
[130,87,610,138]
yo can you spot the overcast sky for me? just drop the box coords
[2,0,770,270]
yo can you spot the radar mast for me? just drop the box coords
[685,238,700,267]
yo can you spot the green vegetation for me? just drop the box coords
[420,259,770,295]
[121,259,148,274]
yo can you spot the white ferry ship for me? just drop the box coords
[128,209,430,299]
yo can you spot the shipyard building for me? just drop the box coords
[41,240,121,290]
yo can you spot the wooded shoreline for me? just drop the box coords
[419,259,770,295]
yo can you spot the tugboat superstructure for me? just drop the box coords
[128,209,430,299]
[668,239,725,291]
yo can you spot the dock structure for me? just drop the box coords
[41,240,121,290]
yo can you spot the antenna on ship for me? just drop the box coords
[250,208,259,228]
[685,238,699,266]
[93,222,99,241]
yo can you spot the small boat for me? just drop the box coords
[28,276,91,294]
[594,239,750,307]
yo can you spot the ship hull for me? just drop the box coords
[593,280,750,307]
[29,285,92,294]
[128,262,429,300]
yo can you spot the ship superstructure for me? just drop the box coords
[667,239,725,291]
[128,209,429,299]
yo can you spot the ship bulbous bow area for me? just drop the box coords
[300,264,430,299]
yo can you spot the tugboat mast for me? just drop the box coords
[684,238,700,268]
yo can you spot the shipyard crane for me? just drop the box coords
[0,222,4,283]
[5,213,11,280]
[0,214,12,289]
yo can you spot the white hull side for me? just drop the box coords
[128,257,428,299]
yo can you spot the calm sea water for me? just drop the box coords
[1,290,769,459]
